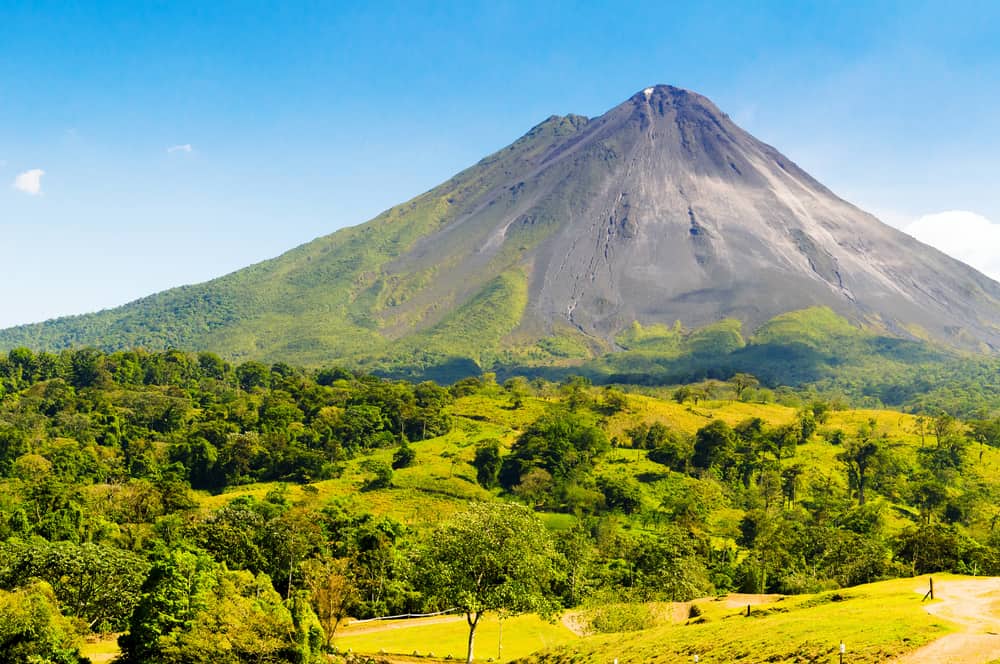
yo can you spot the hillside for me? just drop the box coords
[329,575,996,663]
[516,575,1000,664]
[4,86,1000,380]
[3,348,1000,661]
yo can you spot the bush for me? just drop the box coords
[392,444,416,469]
[586,602,656,633]
[472,440,502,488]
[360,460,393,491]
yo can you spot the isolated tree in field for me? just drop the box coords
[419,502,561,664]
[970,418,1000,462]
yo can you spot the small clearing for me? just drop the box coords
[561,593,782,635]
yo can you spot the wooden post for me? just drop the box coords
[930,577,934,600]
[746,604,751,617]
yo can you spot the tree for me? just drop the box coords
[391,442,416,469]
[646,435,693,472]
[600,387,628,414]
[499,410,608,490]
[895,523,965,574]
[629,528,711,601]
[692,420,736,472]
[836,424,891,506]
[301,556,358,648]
[235,361,271,391]
[597,475,642,514]
[0,539,149,632]
[559,375,592,411]
[360,459,393,491]
[120,549,321,664]
[472,439,502,488]
[118,548,216,663]
[419,502,562,664]
[728,373,759,400]
[0,581,87,664]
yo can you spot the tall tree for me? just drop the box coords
[419,502,562,664]
[301,556,358,648]
[836,423,891,506]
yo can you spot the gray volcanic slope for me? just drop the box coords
[3,85,1000,362]
[523,86,1000,346]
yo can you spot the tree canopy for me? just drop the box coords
[419,502,562,664]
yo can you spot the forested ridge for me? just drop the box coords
[2,346,1000,662]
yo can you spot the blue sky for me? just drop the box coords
[2,1,999,327]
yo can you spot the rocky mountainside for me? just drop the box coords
[3,85,1000,370]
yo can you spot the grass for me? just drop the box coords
[518,576,956,664]
[334,612,578,662]
[79,634,120,663]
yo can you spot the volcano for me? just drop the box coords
[3,85,1000,368]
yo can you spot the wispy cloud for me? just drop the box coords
[12,169,45,195]
[167,144,193,154]
[906,210,1000,282]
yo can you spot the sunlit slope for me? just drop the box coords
[518,576,955,664]
[0,116,586,367]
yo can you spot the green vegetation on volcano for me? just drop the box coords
[0,115,586,369]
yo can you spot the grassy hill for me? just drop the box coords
[2,348,1000,663]
[518,576,956,664]
[326,575,964,663]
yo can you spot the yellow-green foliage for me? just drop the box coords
[685,319,746,355]
[519,576,954,664]
[180,385,1000,663]
[616,321,684,353]
[614,319,746,357]
[751,306,863,347]
[195,387,1000,540]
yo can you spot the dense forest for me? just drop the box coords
[1,346,1000,663]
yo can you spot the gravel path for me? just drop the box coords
[892,577,1000,663]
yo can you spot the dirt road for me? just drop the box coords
[892,577,1000,663]
[339,614,465,636]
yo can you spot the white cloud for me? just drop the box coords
[906,210,1000,282]
[167,144,193,153]
[12,169,45,195]
[867,206,914,230]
